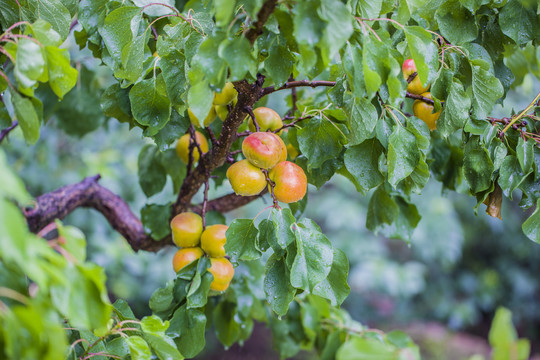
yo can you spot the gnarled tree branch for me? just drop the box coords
[24,175,264,252]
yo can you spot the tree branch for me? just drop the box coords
[262,80,336,96]
[0,121,18,144]
[24,175,265,253]
[405,92,440,106]
[245,0,279,45]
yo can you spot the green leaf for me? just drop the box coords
[470,63,504,119]
[187,73,214,128]
[10,90,40,144]
[167,305,206,358]
[344,139,385,193]
[99,7,142,62]
[101,83,133,124]
[463,137,494,193]
[160,51,187,110]
[219,36,256,81]
[56,222,86,263]
[297,115,346,169]
[523,200,540,244]
[388,126,419,188]
[186,258,212,309]
[318,0,353,65]
[270,208,296,251]
[343,93,378,146]
[126,336,152,360]
[153,110,190,151]
[404,26,439,87]
[313,248,350,306]
[213,301,241,347]
[129,75,172,135]
[499,0,538,45]
[191,34,227,89]
[516,137,534,174]
[435,1,478,45]
[437,80,471,136]
[290,218,333,292]
[0,150,31,203]
[224,219,261,261]
[337,336,395,360]
[293,0,324,47]
[141,316,184,360]
[14,38,45,90]
[265,36,295,86]
[264,253,296,316]
[353,0,383,18]
[214,0,236,27]
[141,203,171,240]
[78,0,108,42]
[498,155,529,200]
[138,144,167,197]
[133,0,175,16]
[27,0,71,39]
[45,46,77,99]
[489,307,516,347]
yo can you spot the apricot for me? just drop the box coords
[242,132,283,169]
[247,107,283,132]
[188,107,216,127]
[200,224,228,258]
[413,92,441,131]
[402,59,430,95]
[213,82,237,106]
[208,257,234,292]
[172,247,204,273]
[226,159,267,196]
[170,212,203,247]
[269,161,307,203]
[176,131,209,164]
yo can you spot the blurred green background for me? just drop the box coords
[3,39,540,358]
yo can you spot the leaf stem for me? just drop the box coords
[501,92,540,134]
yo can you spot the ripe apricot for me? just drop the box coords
[200,224,228,258]
[269,161,307,203]
[208,257,234,292]
[226,159,267,196]
[172,247,204,273]
[242,132,283,169]
[176,131,209,164]
[247,107,283,132]
[170,212,203,247]
[413,92,441,131]
[402,59,430,95]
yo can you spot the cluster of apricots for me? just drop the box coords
[227,108,307,203]
[170,212,234,292]
[402,59,441,131]
[175,82,238,163]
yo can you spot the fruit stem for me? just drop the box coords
[261,169,279,208]
[501,92,540,135]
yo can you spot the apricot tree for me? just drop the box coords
[0,0,539,359]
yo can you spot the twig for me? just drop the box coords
[0,121,18,144]
[244,106,260,132]
[262,80,336,96]
[405,92,439,106]
[236,130,252,137]
[501,92,540,135]
[273,115,313,133]
[205,126,218,148]
[407,72,417,84]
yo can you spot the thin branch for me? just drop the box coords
[405,92,438,106]
[244,105,260,132]
[261,169,278,208]
[262,80,336,96]
[245,0,279,45]
[201,180,209,230]
[273,115,313,133]
[0,121,18,143]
